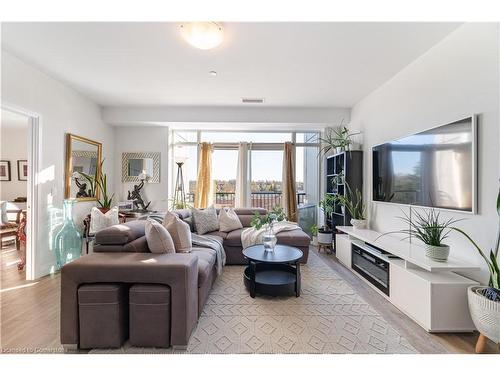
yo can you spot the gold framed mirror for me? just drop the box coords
[65,133,102,201]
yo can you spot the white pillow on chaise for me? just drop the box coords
[89,206,119,235]
[145,219,175,254]
[163,211,192,253]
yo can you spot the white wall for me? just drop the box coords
[113,126,169,212]
[1,50,115,279]
[0,126,28,200]
[349,23,500,283]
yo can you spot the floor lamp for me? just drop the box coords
[173,161,187,209]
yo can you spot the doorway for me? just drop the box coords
[1,106,40,282]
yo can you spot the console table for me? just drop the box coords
[336,226,480,333]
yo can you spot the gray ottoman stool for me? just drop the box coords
[129,284,171,348]
[78,283,128,349]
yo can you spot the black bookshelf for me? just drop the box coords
[325,150,363,230]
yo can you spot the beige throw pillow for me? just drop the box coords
[145,220,175,254]
[89,206,120,234]
[191,206,219,234]
[163,211,192,253]
[218,207,243,232]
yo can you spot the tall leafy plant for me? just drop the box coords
[318,194,335,229]
[318,122,361,157]
[77,159,114,209]
[333,183,365,220]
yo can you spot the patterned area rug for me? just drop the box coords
[92,250,417,354]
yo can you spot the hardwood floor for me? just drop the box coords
[1,243,498,354]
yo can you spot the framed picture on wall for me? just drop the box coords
[0,160,11,181]
[17,160,28,181]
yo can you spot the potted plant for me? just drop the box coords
[78,159,114,212]
[251,206,287,252]
[447,188,500,350]
[310,224,319,246]
[318,121,362,157]
[333,183,367,229]
[318,194,335,244]
[380,208,459,261]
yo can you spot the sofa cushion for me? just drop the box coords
[163,211,192,253]
[191,247,217,267]
[95,221,146,245]
[276,228,311,247]
[145,220,175,254]
[218,208,243,232]
[224,228,244,247]
[89,206,120,235]
[191,206,219,235]
[205,231,228,239]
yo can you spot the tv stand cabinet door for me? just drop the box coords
[336,234,351,268]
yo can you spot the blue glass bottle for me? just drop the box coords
[54,199,82,270]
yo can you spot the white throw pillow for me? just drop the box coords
[0,201,8,225]
[163,211,192,253]
[218,207,243,232]
[89,206,119,235]
[145,220,175,254]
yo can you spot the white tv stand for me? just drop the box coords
[336,226,480,332]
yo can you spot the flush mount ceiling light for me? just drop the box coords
[180,22,223,50]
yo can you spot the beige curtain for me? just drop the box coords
[235,142,251,208]
[282,142,297,222]
[194,142,214,208]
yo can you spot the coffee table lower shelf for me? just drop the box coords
[243,263,299,297]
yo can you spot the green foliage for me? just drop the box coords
[318,122,361,157]
[318,194,335,228]
[333,183,365,220]
[310,224,319,236]
[251,206,287,230]
[78,159,114,209]
[388,208,461,247]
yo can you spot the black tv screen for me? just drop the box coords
[372,117,476,212]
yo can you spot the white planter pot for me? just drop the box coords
[468,286,500,343]
[335,147,343,154]
[311,236,318,246]
[350,219,367,229]
[317,231,333,244]
[425,244,450,262]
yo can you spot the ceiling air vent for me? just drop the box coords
[242,97,265,104]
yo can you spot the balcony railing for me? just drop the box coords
[186,191,306,211]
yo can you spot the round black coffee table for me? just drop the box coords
[242,244,303,298]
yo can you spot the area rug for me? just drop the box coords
[92,250,417,354]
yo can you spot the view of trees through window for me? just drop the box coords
[172,131,319,210]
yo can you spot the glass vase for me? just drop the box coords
[54,199,82,270]
[262,222,277,252]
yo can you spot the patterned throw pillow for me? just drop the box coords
[163,211,192,252]
[145,220,175,254]
[89,206,119,235]
[218,207,243,232]
[0,201,8,225]
[191,206,219,235]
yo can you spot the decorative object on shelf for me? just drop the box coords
[118,201,134,212]
[310,224,319,246]
[318,194,335,244]
[0,160,11,181]
[127,174,151,212]
[318,121,362,157]
[53,199,82,270]
[172,157,190,209]
[122,152,160,183]
[65,133,102,201]
[333,183,367,230]
[17,160,28,181]
[446,187,500,352]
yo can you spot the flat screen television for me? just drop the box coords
[372,116,476,212]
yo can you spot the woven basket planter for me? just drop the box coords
[468,286,500,343]
[425,244,450,262]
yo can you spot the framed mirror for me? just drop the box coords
[65,133,102,201]
[122,152,160,183]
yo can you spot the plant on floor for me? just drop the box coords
[251,206,287,230]
[318,121,361,157]
[318,194,335,230]
[310,224,319,236]
[333,182,366,220]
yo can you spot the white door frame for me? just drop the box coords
[1,103,41,280]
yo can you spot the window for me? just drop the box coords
[171,130,320,211]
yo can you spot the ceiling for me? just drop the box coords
[1,109,29,129]
[1,22,461,107]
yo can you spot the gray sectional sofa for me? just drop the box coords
[60,208,311,350]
